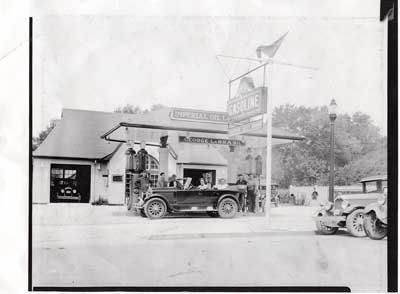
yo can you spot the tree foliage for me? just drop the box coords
[32,119,60,151]
[114,103,166,114]
[272,104,386,187]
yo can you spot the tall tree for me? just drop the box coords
[272,104,385,187]
[32,119,60,151]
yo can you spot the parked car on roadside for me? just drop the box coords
[134,177,241,219]
[363,187,388,240]
[314,175,387,237]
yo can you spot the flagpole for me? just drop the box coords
[264,61,273,225]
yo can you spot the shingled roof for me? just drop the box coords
[33,108,303,160]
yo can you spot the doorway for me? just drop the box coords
[50,164,91,203]
[183,168,216,186]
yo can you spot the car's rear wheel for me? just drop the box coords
[315,214,339,235]
[346,209,366,237]
[218,198,238,218]
[144,198,167,219]
[363,212,387,240]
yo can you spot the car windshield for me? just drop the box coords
[183,177,192,190]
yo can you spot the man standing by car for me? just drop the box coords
[236,174,247,213]
[135,172,152,200]
[247,174,258,213]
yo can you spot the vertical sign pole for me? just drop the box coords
[264,62,273,225]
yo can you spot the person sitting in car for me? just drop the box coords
[168,174,178,188]
[215,178,228,190]
[198,178,209,190]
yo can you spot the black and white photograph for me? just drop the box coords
[0,0,397,293]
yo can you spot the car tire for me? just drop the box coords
[315,214,339,235]
[144,198,167,219]
[207,211,219,218]
[363,212,387,240]
[346,209,366,237]
[218,198,238,218]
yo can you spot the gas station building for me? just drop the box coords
[32,107,303,204]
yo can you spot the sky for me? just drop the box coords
[32,0,387,136]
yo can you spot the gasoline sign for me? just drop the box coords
[227,87,267,123]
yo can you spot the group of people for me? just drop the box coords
[198,177,229,190]
[156,172,230,190]
[156,173,181,188]
[235,173,259,213]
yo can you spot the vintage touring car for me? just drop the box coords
[134,178,241,219]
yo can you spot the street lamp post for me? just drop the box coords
[328,99,337,202]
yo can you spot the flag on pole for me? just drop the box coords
[256,31,288,59]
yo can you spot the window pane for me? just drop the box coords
[365,182,378,193]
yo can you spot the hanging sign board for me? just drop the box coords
[227,87,267,123]
[170,108,228,124]
[179,136,245,146]
[228,119,264,137]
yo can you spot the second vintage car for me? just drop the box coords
[134,177,241,219]
[363,187,388,240]
[314,175,387,237]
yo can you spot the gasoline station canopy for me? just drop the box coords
[100,107,304,147]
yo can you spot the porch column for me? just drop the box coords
[158,148,169,175]
[227,146,238,184]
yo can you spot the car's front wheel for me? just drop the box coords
[144,198,167,219]
[218,198,238,218]
[363,212,387,240]
[346,209,366,237]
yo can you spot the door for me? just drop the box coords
[202,190,222,208]
[176,189,202,209]
[50,164,91,203]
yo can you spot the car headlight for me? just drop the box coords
[72,189,77,193]
[377,194,386,205]
[341,200,350,209]
[324,201,333,211]
[60,189,64,193]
